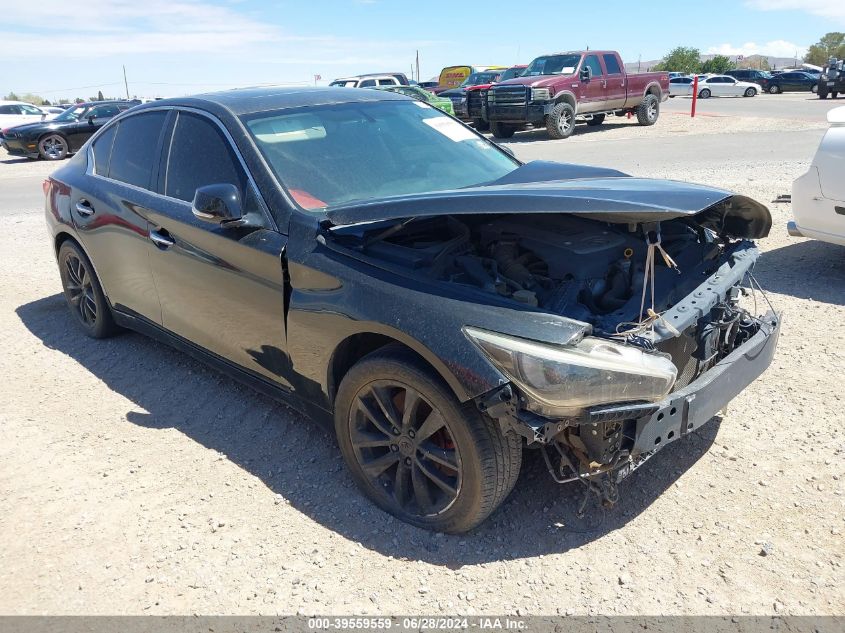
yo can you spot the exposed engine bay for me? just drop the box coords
[328,209,775,509]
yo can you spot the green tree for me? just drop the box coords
[17,93,46,105]
[654,47,701,74]
[97,90,104,101]
[4,92,19,101]
[700,55,736,74]
[805,32,845,66]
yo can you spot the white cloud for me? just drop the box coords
[706,40,808,58]
[746,0,845,21]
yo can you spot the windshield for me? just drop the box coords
[524,54,581,76]
[243,101,518,211]
[461,72,500,86]
[499,67,525,81]
[53,105,87,122]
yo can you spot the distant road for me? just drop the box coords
[662,91,838,122]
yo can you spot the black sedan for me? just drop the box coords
[766,71,819,94]
[2,100,134,160]
[44,87,780,532]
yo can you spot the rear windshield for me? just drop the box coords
[242,100,518,211]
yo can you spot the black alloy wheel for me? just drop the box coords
[349,379,462,517]
[58,241,118,338]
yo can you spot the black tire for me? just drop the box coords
[586,113,606,127]
[833,92,839,99]
[38,133,69,161]
[698,88,711,99]
[769,85,780,94]
[636,93,660,126]
[472,118,490,132]
[334,346,522,533]
[546,101,576,139]
[819,84,829,99]
[57,241,118,339]
[744,87,757,97]
[490,122,516,139]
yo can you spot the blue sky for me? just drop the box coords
[2,0,842,100]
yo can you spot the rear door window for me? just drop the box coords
[358,79,376,87]
[92,124,118,176]
[602,54,622,75]
[164,112,246,203]
[107,111,168,189]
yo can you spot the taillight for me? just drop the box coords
[42,179,51,197]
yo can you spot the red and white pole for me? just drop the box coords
[691,75,698,118]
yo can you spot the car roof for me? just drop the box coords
[0,100,44,106]
[128,86,408,117]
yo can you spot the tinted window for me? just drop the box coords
[108,111,167,189]
[603,54,622,74]
[0,105,21,115]
[583,55,603,77]
[377,78,395,86]
[359,79,376,87]
[92,124,117,176]
[88,104,122,119]
[165,112,245,203]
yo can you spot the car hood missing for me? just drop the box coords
[324,161,772,239]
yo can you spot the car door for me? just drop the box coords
[602,53,627,108]
[145,109,292,387]
[18,103,47,124]
[579,54,606,113]
[72,110,169,322]
[0,104,25,128]
[722,77,742,95]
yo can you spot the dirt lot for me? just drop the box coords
[0,108,843,616]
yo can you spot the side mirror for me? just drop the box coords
[88,115,96,125]
[580,66,592,82]
[192,183,243,226]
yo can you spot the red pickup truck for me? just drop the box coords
[486,50,669,139]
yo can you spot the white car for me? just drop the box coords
[329,75,404,88]
[693,75,760,98]
[789,106,845,246]
[0,100,58,129]
[668,75,695,97]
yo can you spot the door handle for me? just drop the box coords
[75,199,94,217]
[149,228,175,249]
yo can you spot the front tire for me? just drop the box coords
[546,102,576,139]
[636,93,659,125]
[472,118,490,132]
[744,87,757,97]
[57,241,118,339]
[819,84,829,99]
[38,134,68,161]
[490,122,516,139]
[699,88,711,99]
[769,85,780,94]
[334,346,522,533]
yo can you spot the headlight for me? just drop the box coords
[465,328,677,417]
[531,87,551,101]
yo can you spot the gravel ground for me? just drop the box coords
[0,109,843,616]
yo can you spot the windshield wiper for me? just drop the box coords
[362,216,419,250]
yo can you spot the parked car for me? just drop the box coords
[766,71,818,94]
[431,65,505,94]
[417,80,439,90]
[486,50,669,139]
[694,75,760,98]
[1,100,134,160]
[438,70,506,120]
[42,106,69,116]
[461,65,527,129]
[668,76,694,97]
[725,69,773,92]
[329,73,410,88]
[817,58,845,99]
[372,84,454,114]
[43,86,779,532]
[790,105,845,245]
[0,100,59,130]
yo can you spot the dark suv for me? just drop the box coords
[1,100,135,160]
[43,87,779,532]
[725,69,772,92]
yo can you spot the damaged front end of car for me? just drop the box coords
[323,164,781,507]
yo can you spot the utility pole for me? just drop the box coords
[415,50,420,84]
[123,65,129,99]
[637,54,641,73]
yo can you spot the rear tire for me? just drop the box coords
[699,88,711,99]
[57,241,118,339]
[334,346,522,533]
[546,101,576,139]
[833,92,839,99]
[636,93,659,125]
[490,122,516,139]
[586,113,606,127]
[769,85,780,94]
